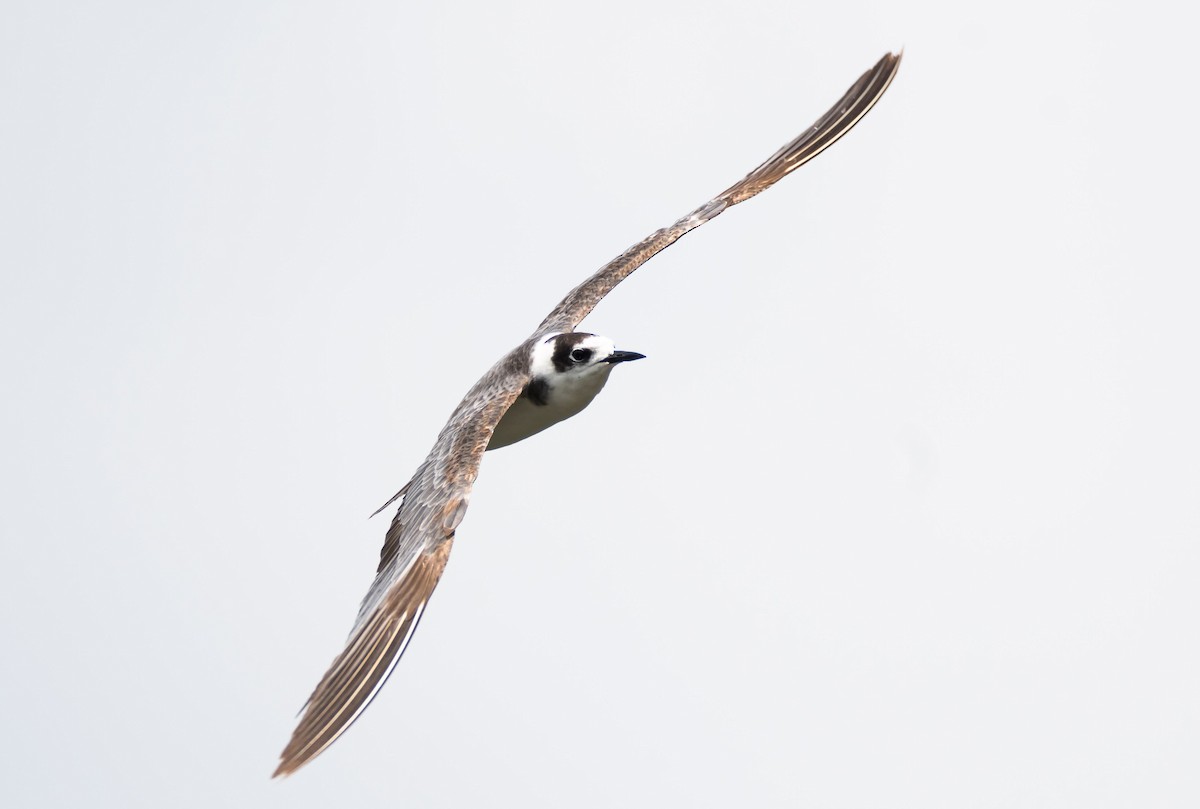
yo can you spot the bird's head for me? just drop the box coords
[531,332,645,384]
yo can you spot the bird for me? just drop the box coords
[274,51,901,777]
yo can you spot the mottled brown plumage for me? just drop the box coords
[536,51,900,336]
[274,541,454,776]
[274,51,901,777]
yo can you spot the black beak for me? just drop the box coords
[602,350,646,364]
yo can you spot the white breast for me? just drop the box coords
[487,366,615,450]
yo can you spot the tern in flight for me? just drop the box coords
[275,51,901,776]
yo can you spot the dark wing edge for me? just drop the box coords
[272,541,451,777]
[369,479,411,519]
[717,50,901,206]
[534,51,901,336]
[274,359,528,777]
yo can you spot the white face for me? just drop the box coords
[530,333,619,381]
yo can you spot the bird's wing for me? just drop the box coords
[534,51,900,337]
[274,347,531,777]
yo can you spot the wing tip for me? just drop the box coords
[272,727,332,778]
[270,543,453,777]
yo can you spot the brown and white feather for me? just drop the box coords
[273,346,531,777]
[535,51,900,336]
[275,51,901,778]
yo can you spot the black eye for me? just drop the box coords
[570,348,592,363]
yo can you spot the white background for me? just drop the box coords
[2,2,1197,807]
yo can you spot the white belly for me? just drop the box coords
[487,368,614,450]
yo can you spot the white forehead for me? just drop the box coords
[535,332,616,352]
[576,334,616,354]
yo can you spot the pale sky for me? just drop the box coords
[2,1,1198,807]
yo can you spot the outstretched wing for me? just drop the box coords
[275,53,900,777]
[534,51,901,337]
[274,347,531,777]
